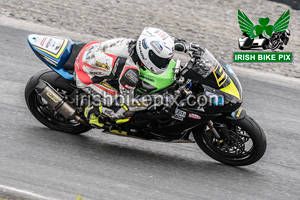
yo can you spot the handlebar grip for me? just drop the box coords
[189,43,200,50]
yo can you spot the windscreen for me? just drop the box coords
[197,49,230,88]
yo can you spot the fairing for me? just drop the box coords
[183,49,243,104]
[27,34,74,80]
[137,59,176,93]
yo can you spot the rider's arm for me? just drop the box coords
[118,65,140,94]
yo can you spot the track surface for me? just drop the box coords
[0,25,299,200]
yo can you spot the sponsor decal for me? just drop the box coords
[43,56,58,67]
[45,39,52,48]
[188,113,201,119]
[138,40,146,59]
[99,82,116,91]
[90,71,103,75]
[236,108,243,117]
[235,9,292,62]
[157,31,169,40]
[225,64,234,75]
[32,36,42,44]
[34,38,67,59]
[46,92,59,103]
[40,37,47,46]
[140,75,155,82]
[171,115,184,121]
[131,102,147,107]
[142,38,148,49]
[175,108,186,118]
[212,63,228,88]
[231,108,243,118]
[150,41,163,53]
[36,51,58,67]
[96,61,110,70]
[170,108,187,121]
[209,66,215,72]
[212,96,224,106]
[55,40,63,50]
[50,39,56,47]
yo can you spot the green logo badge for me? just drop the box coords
[234,10,292,62]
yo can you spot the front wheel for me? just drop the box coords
[193,115,267,166]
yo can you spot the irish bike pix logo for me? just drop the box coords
[234,10,292,63]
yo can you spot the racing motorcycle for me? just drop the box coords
[25,34,267,166]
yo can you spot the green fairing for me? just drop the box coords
[137,59,176,93]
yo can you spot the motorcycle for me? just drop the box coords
[238,29,291,51]
[25,34,267,166]
[238,33,269,50]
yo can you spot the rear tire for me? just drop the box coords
[193,115,267,166]
[25,70,91,134]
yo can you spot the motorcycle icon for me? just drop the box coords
[238,29,290,50]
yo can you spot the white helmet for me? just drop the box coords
[136,27,175,74]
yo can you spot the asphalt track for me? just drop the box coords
[0,25,299,200]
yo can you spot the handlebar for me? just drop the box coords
[189,43,200,51]
[186,43,204,59]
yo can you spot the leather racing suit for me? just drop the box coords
[74,37,188,125]
[74,38,141,123]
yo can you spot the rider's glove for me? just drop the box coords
[174,38,188,53]
[175,38,202,58]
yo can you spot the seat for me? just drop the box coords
[63,43,86,72]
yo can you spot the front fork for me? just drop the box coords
[207,120,232,142]
[206,108,246,143]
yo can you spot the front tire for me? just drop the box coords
[193,115,267,166]
[25,70,91,134]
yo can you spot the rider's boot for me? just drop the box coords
[84,105,104,128]
[84,103,131,128]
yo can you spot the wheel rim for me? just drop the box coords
[202,122,254,160]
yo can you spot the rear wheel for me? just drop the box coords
[193,115,266,166]
[25,70,91,134]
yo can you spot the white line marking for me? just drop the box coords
[0,184,58,200]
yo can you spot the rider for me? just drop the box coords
[74,27,189,128]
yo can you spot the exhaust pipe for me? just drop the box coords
[35,80,89,126]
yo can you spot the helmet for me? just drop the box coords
[136,27,174,74]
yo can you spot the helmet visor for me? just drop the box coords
[148,50,172,70]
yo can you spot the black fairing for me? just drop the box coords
[182,60,242,114]
[137,80,157,93]
[219,60,243,102]
[128,108,221,139]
